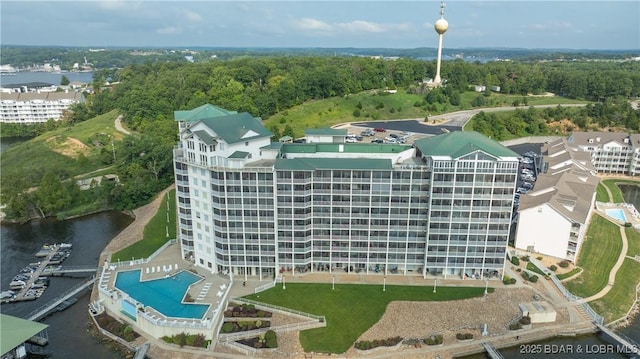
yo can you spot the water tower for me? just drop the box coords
[433,1,449,86]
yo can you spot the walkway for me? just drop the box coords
[114,114,131,135]
[582,225,629,302]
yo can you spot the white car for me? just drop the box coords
[346,137,357,143]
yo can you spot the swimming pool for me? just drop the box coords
[115,269,209,319]
[605,208,627,222]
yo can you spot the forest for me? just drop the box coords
[1,54,639,221]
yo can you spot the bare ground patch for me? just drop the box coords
[46,135,90,158]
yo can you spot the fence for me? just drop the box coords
[254,280,276,294]
[230,296,326,322]
[547,272,604,325]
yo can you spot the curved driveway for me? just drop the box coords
[354,104,587,135]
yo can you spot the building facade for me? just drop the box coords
[0,91,84,124]
[174,104,520,281]
[567,131,640,176]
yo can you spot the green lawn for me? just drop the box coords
[564,214,623,298]
[1,110,124,186]
[244,283,488,353]
[625,227,640,258]
[596,183,610,202]
[590,258,640,322]
[112,189,176,261]
[556,267,582,281]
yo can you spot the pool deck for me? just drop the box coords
[102,243,231,322]
[595,201,640,228]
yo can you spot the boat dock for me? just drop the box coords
[27,276,95,321]
[2,244,72,304]
[595,322,640,357]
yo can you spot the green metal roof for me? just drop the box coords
[275,157,392,170]
[304,128,348,136]
[174,104,237,122]
[281,143,411,154]
[260,142,283,150]
[198,113,272,144]
[193,130,217,145]
[0,314,48,356]
[228,151,250,159]
[414,131,519,159]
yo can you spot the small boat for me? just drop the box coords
[59,243,72,249]
[9,280,26,290]
[0,290,15,300]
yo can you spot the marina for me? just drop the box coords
[1,243,72,304]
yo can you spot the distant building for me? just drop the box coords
[472,85,486,92]
[490,86,501,92]
[0,91,84,124]
[567,131,640,176]
[515,139,599,261]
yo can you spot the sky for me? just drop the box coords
[1,1,639,50]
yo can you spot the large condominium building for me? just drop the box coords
[567,131,640,176]
[0,91,84,124]
[173,104,520,281]
[515,139,599,261]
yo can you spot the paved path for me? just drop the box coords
[114,114,131,135]
[583,224,629,302]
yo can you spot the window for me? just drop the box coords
[245,141,249,146]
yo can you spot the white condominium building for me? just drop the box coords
[567,131,640,176]
[173,104,520,281]
[0,91,84,124]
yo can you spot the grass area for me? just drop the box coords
[526,262,549,277]
[556,267,582,281]
[564,214,622,298]
[244,283,488,353]
[596,183,611,202]
[626,227,640,258]
[112,189,176,261]
[590,258,640,322]
[1,110,124,184]
[264,92,427,138]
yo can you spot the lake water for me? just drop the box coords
[0,212,133,358]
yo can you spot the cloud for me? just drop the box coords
[528,21,574,31]
[185,10,203,22]
[292,18,333,31]
[337,20,386,33]
[156,26,181,35]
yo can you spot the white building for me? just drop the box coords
[567,131,640,176]
[0,91,84,124]
[514,139,599,261]
[173,104,520,281]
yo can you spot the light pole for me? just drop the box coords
[433,278,437,293]
[332,275,335,290]
[484,279,489,295]
[282,275,286,290]
[383,276,386,292]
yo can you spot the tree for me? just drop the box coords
[34,172,72,217]
[60,75,70,86]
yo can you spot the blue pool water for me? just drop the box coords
[605,208,627,222]
[115,269,209,319]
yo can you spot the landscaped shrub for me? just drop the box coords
[536,256,543,260]
[265,330,277,348]
[529,275,539,283]
[221,322,235,333]
[95,313,140,342]
[503,275,513,285]
[558,260,570,268]
[161,332,208,348]
[624,222,632,227]
[508,322,522,330]
[510,278,516,284]
[511,256,520,265]
[354,336,402,350]
[549,265,558,272]
[521,255,530,262]
[519,316,532,325]
[456,333,474,340]
[423,334,443,345]
[225,304,272,318]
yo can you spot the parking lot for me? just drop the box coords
[335,123,435,145]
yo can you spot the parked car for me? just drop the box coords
[361,129,375,136]
[346,137,357,143]
[355,135,364,141]
[384,138,398,144]
[389,133,399,139]
[374,127,386,132]
[371,139,384,143]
